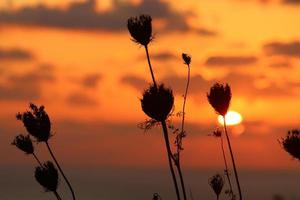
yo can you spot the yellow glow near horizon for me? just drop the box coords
[218,111,243,126]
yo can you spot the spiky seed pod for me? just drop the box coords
[141,84,174,122]
[127,14,153,46]
[182,53,191,65]
[35,161,59,192]
[209,174,224,198]
[280,129,300,160]
[16,103,51,142]
[207,83,231,116]
[12,134,34,154]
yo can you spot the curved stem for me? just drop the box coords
[144,45,157,88]
[46,142,76,200]
[53,191,62,200]
[32,152,42,167]
[220,135,234,197]
[223,117,242,200]
[161,121,181,200]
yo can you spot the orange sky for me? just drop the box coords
[1,0,300,171]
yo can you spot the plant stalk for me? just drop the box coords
[32,152,42,166]
[144,45,157,88]
[46,142,76,200]
[54,191,62,200]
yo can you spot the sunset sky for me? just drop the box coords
[1,0,300,199]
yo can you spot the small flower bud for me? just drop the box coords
[17,103,51,142]
[212,129,222,137]
[12,134,34,154]
[127,14,153,46]
[35,161,59,192]
[141,84,174,122]
[280,129,300,160]
[182,53,191,65]
[209,174,224,198]
[207,83,231,116]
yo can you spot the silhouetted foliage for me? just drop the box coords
[127,14,153,46]
[207,83,231,116]
[35,161,59,192]
[16,103,51,142]
[209,174,224,200]
[280,129,300,160]
[12,134,34,154]
[182,53,191,65]
[141,84,174,122]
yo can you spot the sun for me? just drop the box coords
[218,111,243,126]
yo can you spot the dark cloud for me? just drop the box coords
[66,92,98,106]
[0,48,33,61]
[283,0,300,4]
[264,41,300,57]
[205,56,257,66]
[269,61,292,68]
[148,51,177,62]
[121,75,148,91]
[0,64,55,101]
[0,0,216,35]
[82,73,101,88]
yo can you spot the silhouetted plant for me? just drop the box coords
[152,193,162,200]
[209,174,224,200]
[280,129,300,160]
[128,14,181,200]
[17,103,76,200]
[35,161,62,200]
[207,83,243,200]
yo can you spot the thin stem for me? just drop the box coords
[161,121,181,200]
[53,191,62,200]
[46,142,76,200]
[32,152,42,167]
[144,45,157,88]
[223,117,243,200]
[220,135,234,197]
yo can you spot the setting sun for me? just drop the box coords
[218,111,243,126]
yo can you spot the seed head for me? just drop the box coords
[280,129,300,160]
[35,161,59,192]
[207,83,231,116]
[209,174,224,198]
[141,84,174,122]
[212,129,222,137]
[12,134,34,154]
[16,103,51,142]
[182,53,191,65]
[127,14,153,46]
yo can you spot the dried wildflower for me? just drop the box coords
[280,129,300,160]
[209,174,224,199]
[182,53,191,65]
[207,83,231,116]
[153,193,162,200]
[35,161,59,192]
[17,103,51,142]
[127,14,153,46]
[212,129,222,137]
[12,134,34,154]
[141,84,174,122]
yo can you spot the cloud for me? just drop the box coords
[205,56,257,66]
[264,41,300,57]
[282,0,300,4]
[81,73,101,88]
[148,51,177,62]
[121,75,148,91]
[66,91,98,106]
[0,0,216,35]
[0,48,33,61]
[269,61,292,68]
[0,64,55,101]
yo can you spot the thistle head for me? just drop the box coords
[127,14,153,46]
[182,53,191,65]
[280,129,300,160]
[35,161,59,192]
[209,174,224,198]
[12,134,34,154]
[141,84,174,122]
[16,103,51,142]
[207,83,231,116]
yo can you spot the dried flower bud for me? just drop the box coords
[280,129,300,160]
[207,83,231,116]
[209,174,224,198]
[141,84,174,122]
[35,161,59,192]
[127,14,153,46]
[212,129,222,137]
[182,53,191,65]
[153,193,162,200]
[17,103,51,142]
[12,134,34,154]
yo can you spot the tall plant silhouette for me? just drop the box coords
[280,129,300,161]
[127,14,181,200]
[17,103,76,200]
[207,83,243,200]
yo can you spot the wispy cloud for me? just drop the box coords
[205,56,257,66]
[0,48,33,61]
[264,41,300,57]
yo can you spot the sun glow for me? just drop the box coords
[218,111,243,126]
